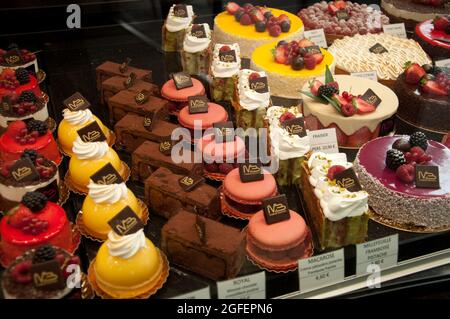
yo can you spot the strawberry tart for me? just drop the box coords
[354,133,450,231]
[414,16,450,61]
[251,39,335,98]
[301,71,399,149]
[214,3,304,58]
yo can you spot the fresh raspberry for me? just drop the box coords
[410,146,425,157]
[268,24,281,37]
[248,72,260,80]
[11,260,33,284]
[418,154,432,164]
[327,165,346,180]
[219,45,231,53]
[396,164,415,183]
[279,112,296,123]
[341,102,356,117]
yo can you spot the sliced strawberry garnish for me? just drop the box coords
[225,2,241,15]
[328,4,339,15]
[250,8,265,23]
[248,72,260,80]
[274,45,287,64]
[309,79,324,96]
[420,79,447,96]
[311,53,324,65]
[298,38,314,48]
[327,165,346,180]
[404,61,426,85]
[352,97,376,114]
[219,45,232,53]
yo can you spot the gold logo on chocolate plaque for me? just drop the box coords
[337,177,356,189]
[160,141,171,151]
[123,72,137,89]
[5,55,19,64]
[90,163,123,185]
[77,121,107,143]
[180,176,194,186]
[262,194,290,225]
[143,117,152,126]
[108,206,144,236]
[63,92,91,112]
[219,50,237,63]
[239,162,263,182]
[119,57,131,73]
[248,76,269,93]
[12,167,32,180]
[34,271,58,287]
[418,171,436,181]
[188,95,209,114]
[10,157,39,182]
[172,72,193,90]
[415,165,440,188]
[267,203,287,215]
[243,164,261,174]
[334,168,363,192]
[31,260,64,290]
[173,4,188,17]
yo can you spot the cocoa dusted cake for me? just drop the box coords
[95,60,151,91]
[114,113,180,153]
[100,75,159,106]
[131,140,196,182]
[145,167,220,220]
[107,89,169,125]
[161,210,246,280]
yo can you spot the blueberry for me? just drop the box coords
[291,56,304,71]
[264,11,273,19]
[281,21,291,32]
[255,21,266,32]
[277,40,287,47]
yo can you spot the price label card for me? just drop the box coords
[383,23,407,38]
[298,249,345,293]
[350,71,378,82]
[356,234,399,276]
[435,59,450,68]
[171,287,211,299]
[217,272,265,299]
[307,128,339,154]
[304,29,328,48]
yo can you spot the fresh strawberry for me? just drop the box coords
[309,80,324,96]
[298,38,314,48]
[248,72,260,80]
[279,112,296,124]
[226,2,241,15]
[346,126,372,147]
[304,54,317,70]
[277,14,290,23]
[352,97,376,114]
[331,93,348,107]
[396,164,415,183]
[274,45,287,64]
[242,3,254,12]
[327,165,346,180]
[420,78,447,96]
[11,260,33,284]
[311,53,324,65]
[328,4,339,15]
[334,0,347,9]
[433,16,450,31]
[250,8,265,23]
[341,102,356,117]
[219,45,231,53]
[6,120,27,139]
[404,61,426,84]
[328,81,339,90]
[269,24,281,37]
[8,205,34,229]
[239,13,252,25]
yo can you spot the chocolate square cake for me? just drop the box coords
[161,210,246,281]
[108,90,169,125]
[131,140,197,182]
[100,75,159,106]
[95,61,151,90]
[145,167,220,220]
[114,113,180,153]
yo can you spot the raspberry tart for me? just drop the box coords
[414,16,450,61]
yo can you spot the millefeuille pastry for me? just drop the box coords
[181,23,212,75]
[210,43,241,102]
[162,4,195,52]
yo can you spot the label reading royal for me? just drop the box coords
[298,249,345,293]
[194,214,207,244]
[173,4,188,18]
[415,165,440,189]
[219,49,237,63]
[262,194,290,225]
[305,45,321,55]
[248,76,269,94]
[239,162,263,183]
[303,29,328,48]
[334,167,363,192]
[77,121,107,143]
[10,157,40,182]
[383,23,407,39]
[336,10,350,20]
[31,260,64,291]
[90,163,123,185]
[369,43,388,54]
[119,57,131,73]
[178,174,205,192]
[172,72,193,90]
[4,49,22,65]
[191,24,207,38]
[282,116,307,137]
[361,88,382,107]
[171,287,211,299]
[217,271,266,299]
[307,128,339,154]
[350,71,378,82]
[188,95,209,114]
[159,136,174,156]
[356,234,399,276]
[108,206,144,236]
[135,89,151,105]
[123,72,137,89]
[213,121,234,143]
[63,92,91,112]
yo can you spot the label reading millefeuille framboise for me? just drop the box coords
[239,162,263,183]
[382,23,407,39]
[336,10,350,20]
[188,95,209,114]
[159,136,174,156]
[108,206,144,236]
[415,165,440,189]
[219,50,237,63]
[31,260,65,291]
[178,174,205,192]
[191,24,207,38]
[123,72,137,89]
[119,57,131,73]
[10,157,40,182]
[213,121,234,143]
[282,116,307,137]
[303,29,328,48]
[262,194,290,225]
[63,92,91,112]
[369,43,388,54]
[334,167,363,192]
[249,76,269,94]
[90,163,123,185]
[135,89,151,105]
[360,88,382,107]
[356,234,398,276]
[4,49,22,65]
[173,4,188,17]
[172,72,193,90]
[77,121,107,143]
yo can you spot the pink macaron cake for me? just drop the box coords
[161,77,205,114]
[196,134,246,181]
[246,210,313,272]
[221,168,277,219]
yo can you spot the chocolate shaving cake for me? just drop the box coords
[95,61,151,91]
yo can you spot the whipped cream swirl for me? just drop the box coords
[87,181,128,204]
[62,108,93,126]
[107,229,147,259]
[308,152,368,221]
[211,43,241,78]
[237,69,271,111]
[183,23,211,53]
[165,5,194,33]
[266,106,310,160]
[72,137,109,160]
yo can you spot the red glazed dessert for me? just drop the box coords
[0,192,79,267]
[160,76,205,113]
[354,134,450,231]
[0,68,43,100]
[414,17,450,61]
[0,46,38,73]
[246,210,313,272]
[0,120,62,165]
[221,167,277,219]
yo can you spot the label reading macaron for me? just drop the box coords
[282,116,307,137]
[63,92,91,112]
[178,174,205,192]
[90,163,123,185]
[31,260,64,291]
[213,121,234,143]
[123,72,137,89]
[262,194,291,225]
[77,121,107,143]
[334,168,362,192]
[415,165,440,189]
[10,157,40,182]
[239,162,263,183]
[172,72,193,90]
[191,24,207,38]
[4,49,22,65]
[119,57,131,73]
[135,89,151,105]
[219,50,237,63]
[369,43,388,54]
[173,4,188,18]
[188,95,209,114]
[360,89,382,107]
[108,206,144,236]
[248,76,269,94]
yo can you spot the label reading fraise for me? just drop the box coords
[303,29,328,48]
[307,128,339,154]
[383,23,407,39]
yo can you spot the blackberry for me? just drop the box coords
[27,119,48,136]
[409,131,428,151]
[15,67,30,85]
[32,245,56,264]
[385,149,406,170]
[318,85,339,98]
[21,191,47,212]
[21,149,38,163]
[18,90,37,103]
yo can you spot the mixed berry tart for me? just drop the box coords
[414,15,450,61]
[0,44,38,74]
